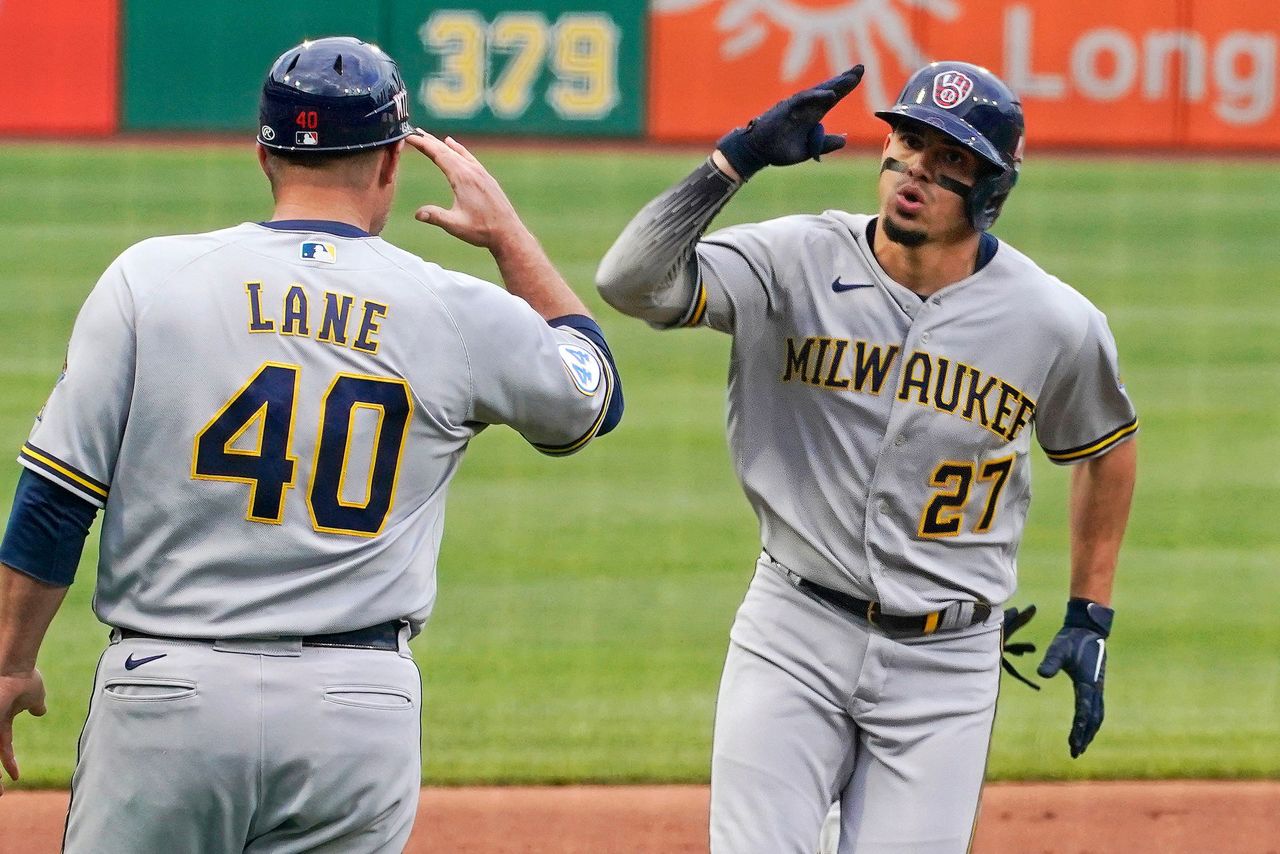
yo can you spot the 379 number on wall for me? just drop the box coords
[421,11,620,121]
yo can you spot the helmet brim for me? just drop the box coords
[257,125,415,153]
[875,106,1008,171]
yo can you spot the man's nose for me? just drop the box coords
[904,154,930,181]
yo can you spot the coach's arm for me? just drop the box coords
[0,565,65,795]
[0,469,98,794]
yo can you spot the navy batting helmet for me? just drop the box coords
[258,37,414,153]
[875,61,1024,231]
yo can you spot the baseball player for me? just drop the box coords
[596,61,1137,852]
[0,36,621,852]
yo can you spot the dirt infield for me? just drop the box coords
[1,782,1276,853]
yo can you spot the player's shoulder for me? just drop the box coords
[703,210,867,255]
[364,239,534,326]
[106,224,257,291]
[986,237,1110,334]
[364,239,502,300]
[115,224,247,266]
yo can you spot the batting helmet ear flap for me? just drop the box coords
[968,167,1018,232]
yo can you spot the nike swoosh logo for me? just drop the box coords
[831,278,874,293]
[1092,639,1106,682]
[124,653,168,671]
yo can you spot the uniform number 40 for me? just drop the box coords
[191,362,413,538]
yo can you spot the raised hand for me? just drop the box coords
[716,65,865,181]
[407,130,528,252]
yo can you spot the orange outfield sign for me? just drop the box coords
[0,0,119,134]
[648,0,1280,151]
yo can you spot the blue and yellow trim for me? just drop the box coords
[18,443,109,505]
[1044,418,1139,464]
[679,281,708,329]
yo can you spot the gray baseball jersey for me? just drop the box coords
[627,210,1136,614]
[21,221,615,638]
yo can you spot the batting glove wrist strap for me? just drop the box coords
[1000,604,1039,691]
[1062,597,1114,637]
[715,65,864,181]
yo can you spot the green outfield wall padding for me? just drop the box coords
[384,1,646,137]
[121,2,645,137]
[122,2,384,131]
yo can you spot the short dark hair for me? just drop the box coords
[264,147,383,170]
[261,145,388,196]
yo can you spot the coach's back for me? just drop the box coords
[23,220,610,638]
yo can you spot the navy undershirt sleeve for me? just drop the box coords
[0,468,99,587]
[547,314,624,436]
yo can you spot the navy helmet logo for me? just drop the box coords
[931,71,974,110]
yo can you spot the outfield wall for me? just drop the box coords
[1,0,1276,151]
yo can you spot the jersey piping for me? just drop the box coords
[1042,417,1140,463]
[18,442,109,506]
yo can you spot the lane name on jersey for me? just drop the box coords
[245,281,389,354]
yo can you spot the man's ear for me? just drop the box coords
[257,143,270,177]
[379,142,403,187]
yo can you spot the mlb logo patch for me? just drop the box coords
[296,131,320,146]
[932,71,974,109]
[301,242,337,263]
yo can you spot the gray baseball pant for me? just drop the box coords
[710,560,1001,854]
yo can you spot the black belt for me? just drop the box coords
[117,620,403,652]
[787,573,990,637]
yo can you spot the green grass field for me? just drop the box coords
[1,142,1278,787]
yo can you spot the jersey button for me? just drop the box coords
[877,500,888,514]
[920,332,931,343]
[932,296,942,306]
[893,435,906,447]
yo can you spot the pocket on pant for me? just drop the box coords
[103,677,197,702]
[322,684,415,710]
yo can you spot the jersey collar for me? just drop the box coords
[259,219,372,238]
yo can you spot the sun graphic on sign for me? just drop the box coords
[653,0,958,107]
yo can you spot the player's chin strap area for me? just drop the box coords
[881,157,972,202]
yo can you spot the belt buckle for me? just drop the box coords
[865,601,881,626]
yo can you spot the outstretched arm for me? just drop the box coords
[595,157,743,326]
[596,66,864,326]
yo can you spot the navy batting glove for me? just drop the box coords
[716,65,864,181]
[1037,598,1114,758]
[1000,604,1039,690]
